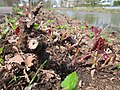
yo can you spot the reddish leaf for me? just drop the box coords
[92,37,106,53]
[15,26,20,35]
[48,29,52,35]
[91,26,102,37]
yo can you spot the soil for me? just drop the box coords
[0,2,120,90]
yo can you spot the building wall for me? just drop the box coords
[100,0,114,5]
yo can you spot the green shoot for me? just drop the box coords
[2,27,10,34]
[47,19,55,23]
[116,64,120,69]
[28,60,47,87]
[0,47,3,54]
[0,47,3,63]
[105,38,112,43]
[8,76,25,84]
[13,7,24,13]
[80,26,86,30]
[56,25,67,29]
[88,31,94,38]
[0,58,2,63]
[61,71,78,90]
[33,24,40,29]
[12,25,18,30]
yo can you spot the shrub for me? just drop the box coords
[114,1,120,6]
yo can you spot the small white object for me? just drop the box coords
[28,38,39,49]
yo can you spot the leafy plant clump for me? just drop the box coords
[61,71,78,90]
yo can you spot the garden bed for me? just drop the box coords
[0,2,120,90]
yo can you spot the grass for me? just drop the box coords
[28,60,47,87]
[8,76,25,85]
[54,7,120,14]
[8,60,47,88]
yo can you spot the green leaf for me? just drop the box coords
[105,38,112,43]
[50,20,55,23]
[47,20,55,23]
[34,24,40,29]
[9,18,16,23]
[56,25,64,29]
[116,64,120,69]
[56,26,61,29]
[80,26,86,30]
[6,18,16,23]
[12,25,17,30]
[61,71,78,90]
[88,31,94,38]
[13,7,23,13]
[2,27,9,34]
[0,47,3,54]
[0,34,2,39]
[0,57,2,63]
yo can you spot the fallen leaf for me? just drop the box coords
[8,54,24,65]
[24,55,36,67]
[15,26,20,35]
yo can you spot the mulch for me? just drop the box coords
[0,2,120,90]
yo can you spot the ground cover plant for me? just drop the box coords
[0,2,120,90]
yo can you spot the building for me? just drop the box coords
[63,0,84,7]
[99,0,114,6]
[66,0,76,7]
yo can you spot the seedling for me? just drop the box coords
[56,25,64,29]
[61,71,78,90]
[5,16,17,24]
[56,25,67,29]
[105,38,112,43]
[33,24,40,29]
[88,31,94,38]
[0,47,3,54]
[0,58,2,63]
[13,7,23,13]
[0,47,3,63]
[13,7,24,15]
[12,25,18,30]
[116,64,120,69]
[2,27,10,34]
[100,34,112,43]
[47,19,55,23]
[80,26,86,30]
